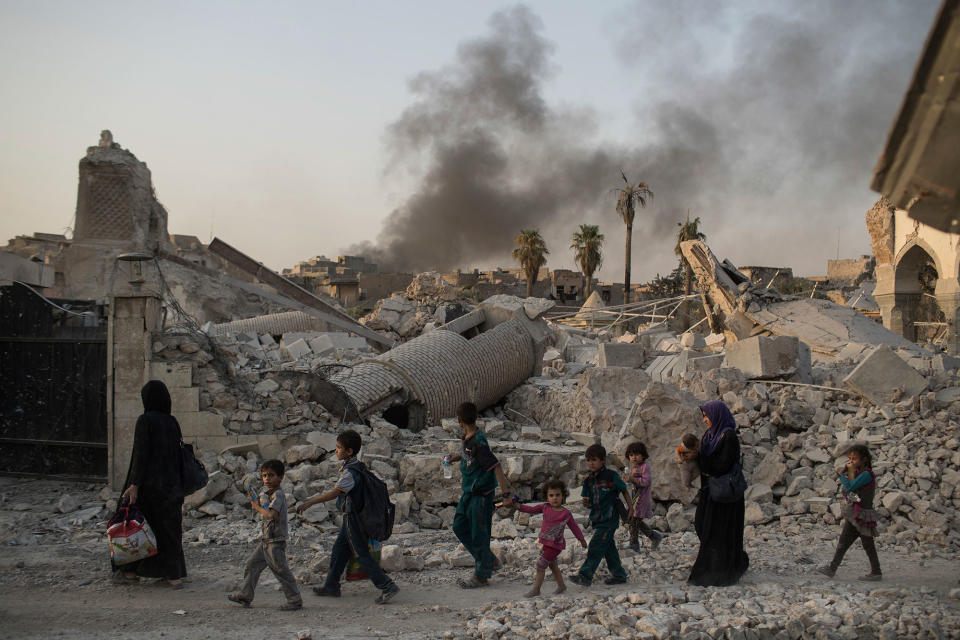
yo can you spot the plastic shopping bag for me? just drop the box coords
[107,503,159,565]
[345,539,382,581]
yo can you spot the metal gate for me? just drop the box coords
[0,284,107,480]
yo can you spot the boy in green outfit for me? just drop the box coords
[446,402,513,588]
[570,444,631,586]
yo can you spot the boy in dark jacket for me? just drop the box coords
[571,444,631,586]
[296,429,399,604]
[447,402,513,588]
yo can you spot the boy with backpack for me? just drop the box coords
[295,429,399,604]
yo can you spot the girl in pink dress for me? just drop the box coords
[511,479,587,597]
[622,441,664,552]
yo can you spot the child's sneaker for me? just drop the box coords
[817,566,836,578]
[279,601,302,611]
[569,574,590,587]
[623,543,641,553]
[227,593,251,607]
[859,572,882,582]
[604,576,627,585]
[375,583,400,604]
[650,532,664,551]
[312,585,341,597]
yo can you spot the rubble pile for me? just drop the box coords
[150,330,379,435]
[361,272,477,341]
[463,580,959,639]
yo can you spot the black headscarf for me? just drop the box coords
[141,380,172,414]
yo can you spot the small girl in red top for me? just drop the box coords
[510,479,587,597]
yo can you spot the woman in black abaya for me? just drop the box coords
[114,380,187,587]
[688,399,749,587]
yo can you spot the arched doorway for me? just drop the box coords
[894,244,946,344]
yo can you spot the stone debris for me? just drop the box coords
[844,344,929,406]
[678,239,926,361]
[724,335,812,383]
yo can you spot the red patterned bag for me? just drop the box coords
[107,503,159,565]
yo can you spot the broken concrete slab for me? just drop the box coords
[688,353,724,372]
[843,345,928,405]
[598,343,645,368]
[307,335,336,356]
[724,335,812,383]
[645,354,680,382]
[565,344,599,364]
[283,338,312,360]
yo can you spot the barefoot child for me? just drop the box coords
[676,433,700,491]
[818,444,882,581]
[571,444,631,587]
[509,480,587,597]
[228,459,302,610]
[622,442,663,552]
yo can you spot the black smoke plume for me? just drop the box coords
[346,1,939,279]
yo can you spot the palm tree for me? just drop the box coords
[512,229,549,297]
[674,210,706,294]
[570,224,604,298]
[614,171,653,305]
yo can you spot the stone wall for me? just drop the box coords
[108,294,163,488]
[827,255,875,286]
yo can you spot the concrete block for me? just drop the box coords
[255,435,284,460]
[307,335,336,356]
[598,343,645,368]
[679,333,706,350]
[689,353,724,372]
[645,354,679,382]
[283,338,312,360]
[724,335,811,382]
[844,345,928,406]
[148,361,192,388]
[565,344,598,363]
[169,387,200,414]
[260,333,276,347]
[306,431,339,452]
[327,332,368,350]
[932,353,960,372]
[179,411,227,438]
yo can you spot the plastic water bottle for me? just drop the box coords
[442,455,453,479]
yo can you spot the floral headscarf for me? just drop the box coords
[699,400,736,456]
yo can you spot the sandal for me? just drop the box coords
[227,593,251,607]
[111,570,139,584]
[457,576,489,589]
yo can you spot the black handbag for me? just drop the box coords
[707,462,747,503]
[180,441,209,495]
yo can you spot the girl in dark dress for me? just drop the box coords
[688,400,749,587]
[114,380,187,587]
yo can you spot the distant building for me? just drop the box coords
[283,255,373,306]
[827,255,875,286]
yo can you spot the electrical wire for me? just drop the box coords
[12,281,90,318]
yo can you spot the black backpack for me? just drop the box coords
[345,461,396,542]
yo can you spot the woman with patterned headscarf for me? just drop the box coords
[688,400,749,586]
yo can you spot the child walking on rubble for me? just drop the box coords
[507,479,587,597]
[228,459,302,610]
[818,444,882,581]
[622,441,664,552]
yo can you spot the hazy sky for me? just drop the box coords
[0,1,940,282]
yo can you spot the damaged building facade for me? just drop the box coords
[868,0,960,354]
